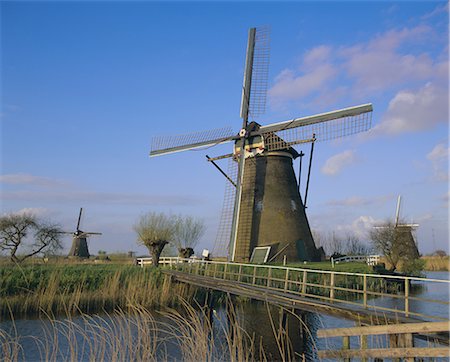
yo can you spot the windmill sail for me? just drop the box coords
[148,27,374,263]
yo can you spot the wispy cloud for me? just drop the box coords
[427,142,449,182]
[327,194,394,207]
[0,173,67,187]
[321,150,357,176]
[1,190,201,207]
[268,21,447,121]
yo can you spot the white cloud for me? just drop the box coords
[321,150,357,176]
[0,173,66,187]
[269,63,337,103]
[268,23,447,110]
[336,215,382,240]
[370,83,448,136]
[427,142,449,182]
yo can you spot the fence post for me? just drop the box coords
[213,263,217,278]
[330,272,335,302]
[284,269,289,291]
[342,336,350,362]
[363,274,367,309]
[224,263,227,280]
[253,266,257,285]
[405,277,409,317]
[302,270,307,295]
[238,264,242,282]
[361,335,368,362]
[267,267,272,288]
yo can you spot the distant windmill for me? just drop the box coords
[393,195,420,258]
[150,27,373,263]
[63,208,102,258]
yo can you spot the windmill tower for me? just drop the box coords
[63,208,102,258]
[393,195,420,258]
[150,27,373,263]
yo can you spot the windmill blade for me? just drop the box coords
[83,232,102,235]
[150,127,236,157]
[76,208,83,230]
[259,103,373,151]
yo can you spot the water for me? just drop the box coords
[1,271,448,361]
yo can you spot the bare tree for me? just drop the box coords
[369,221,417,272]
[134,212,176,267]
[0,213,63,263]
[172,215,205,258]
[344,233,370,256]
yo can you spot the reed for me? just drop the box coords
[422,256,450,271]
[0,299,304,362]
[0,264,197,318]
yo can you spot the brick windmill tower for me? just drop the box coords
[150,27,373,263]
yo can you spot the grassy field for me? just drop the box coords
[0,263,198,319]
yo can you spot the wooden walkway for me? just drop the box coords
[138,258,450,346]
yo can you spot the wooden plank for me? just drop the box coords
[318,347,450,359]
[317,321,450,338]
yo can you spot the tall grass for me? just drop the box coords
[0,299,307,361]
[422,256,450,271]
[0,264,197,318]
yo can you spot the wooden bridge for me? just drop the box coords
[137,257,450,357]
[138,257,448,322]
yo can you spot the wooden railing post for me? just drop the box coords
[360,335,368,362]
[252,266,257,285]
[330,272,335,302]
[363,274,367,309]
[284,269,289,291]
[405,277,409,317]
[224,263,227,280]
[342,336,350,362]
[302,270,307,295]
[238,264,242,282]
[267,267,272,288]
[213,263,217,279]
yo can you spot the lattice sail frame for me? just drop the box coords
[262,109,372,152]
[248,26,270,119]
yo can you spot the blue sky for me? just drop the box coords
[1,1,448,256]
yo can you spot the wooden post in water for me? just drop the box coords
[342,335,350,362]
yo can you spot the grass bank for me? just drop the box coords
[0,264,197,319]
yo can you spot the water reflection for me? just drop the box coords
[1,272,448,361]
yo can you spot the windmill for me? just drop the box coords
[150,27,373,263]
[392,195,420,258]
[63,208,102,258]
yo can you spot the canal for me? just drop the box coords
[1,271,448,361]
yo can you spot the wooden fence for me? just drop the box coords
[136,258,450,322]
[317,321,450,361]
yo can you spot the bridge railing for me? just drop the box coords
[162,259,449,322]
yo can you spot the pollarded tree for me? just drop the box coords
[369,221,419,272]
[0,213,63,263]
[172,215,205,259]
[134,212,176,267]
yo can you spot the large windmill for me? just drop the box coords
[63,208,102,258]
[150,27,373,263]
